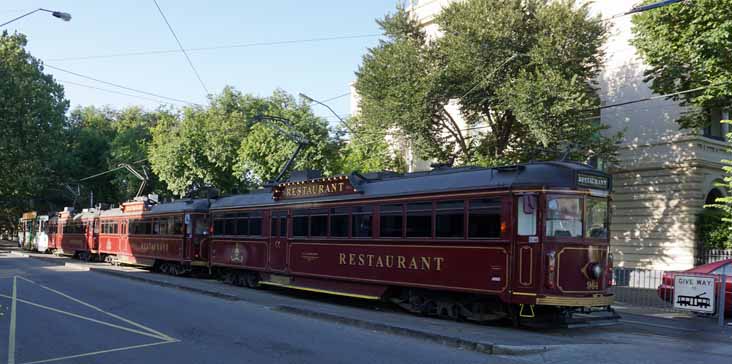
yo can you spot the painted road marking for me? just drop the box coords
[0,275,180,364]
[19,340,180,364]
[15,276,174,341]
[7,276,17,364]
[0,293,169,341]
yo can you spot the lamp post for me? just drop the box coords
[1,8,72,28]
[299,93,354,134]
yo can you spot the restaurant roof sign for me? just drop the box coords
[273,175,358,201]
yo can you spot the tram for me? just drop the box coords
[207,161,616,325]
[111,197,210,273]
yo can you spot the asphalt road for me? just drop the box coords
[0,253,519,364]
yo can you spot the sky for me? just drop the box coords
[1,0,400,125]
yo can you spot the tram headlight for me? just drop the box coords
[588,262,603,280]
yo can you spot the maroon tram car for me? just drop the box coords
[56,208,99,260]
[99,198,210,273]
[208,161,616,325]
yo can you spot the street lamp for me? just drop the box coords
[299,92,354,134]
[1,8,72,28]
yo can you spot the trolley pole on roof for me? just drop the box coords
[249,115,310,184]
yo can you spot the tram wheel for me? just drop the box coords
[245,272,259,288]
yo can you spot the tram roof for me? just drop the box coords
[145,198,210,215]
[211,161,610,211]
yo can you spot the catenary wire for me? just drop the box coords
[45,64,203,106]
[152,0,209,96]
[46,34,381,62]
[59,79,178,105]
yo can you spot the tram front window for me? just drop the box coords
[546,197,582,238]
[585,198,608,239]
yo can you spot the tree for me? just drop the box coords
[149,87,344,197]
[354,0,618,166]
[0,31,69,221]
[631,0,732,128]
[341,116,407,174]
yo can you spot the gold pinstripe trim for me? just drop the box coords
[259,281,380,300]
[536,295,614,307]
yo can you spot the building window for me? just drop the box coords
[702,108,727,141]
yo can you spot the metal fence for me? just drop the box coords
[610,267,677,311]
[696,249,732,265]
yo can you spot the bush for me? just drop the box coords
[697,209,732,249]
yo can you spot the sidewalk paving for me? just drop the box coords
[3,242,731,358]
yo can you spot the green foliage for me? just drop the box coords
[697,208,732,249]
[631,0,732,128]
[0,31,69,226]
[354,0,619,166]
[149,87,343,197]
[341,116,407,174]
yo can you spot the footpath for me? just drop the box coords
[2,240,731,360]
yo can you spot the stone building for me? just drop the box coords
[351,0,729,270]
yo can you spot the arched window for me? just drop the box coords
[705,188,724,205]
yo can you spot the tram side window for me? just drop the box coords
[293,210,308,237]
[380,204,403,238]
[172,216,184,234]
[249,212,262,236]
[468,198,502,238]
[224,217,237,235]
[436,200,464,238]
[352,206,372,238]
[158,219,168,235]
[330,207,349,237]
[213,218,223,236]
[518,195,537,236]
[236,214,249,236]
[406,202,432,238]
[546,197,582,238]
[310,209,328,237]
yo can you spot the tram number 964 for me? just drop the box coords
[586,280,599,290]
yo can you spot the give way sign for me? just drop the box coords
[673,275,716,314]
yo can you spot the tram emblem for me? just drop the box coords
[231,243,243,264]
[106,239,112,251]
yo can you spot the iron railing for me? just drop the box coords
[610,267,676,310]
[696,249,732,265]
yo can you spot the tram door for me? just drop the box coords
[512,194,539,293]
[269,210,289,272]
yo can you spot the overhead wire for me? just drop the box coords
[59,79,177,105]
[45,64,203,106]
[152,0,209,96]
[45,34,382,62]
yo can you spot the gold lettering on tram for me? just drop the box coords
[338,253,444,271]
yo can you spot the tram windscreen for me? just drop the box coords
[585,197,608,239]
[545,197,582,238]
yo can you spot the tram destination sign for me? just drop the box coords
[273,175,358,201]
[673,275,716,314]
[576,173,609,190]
